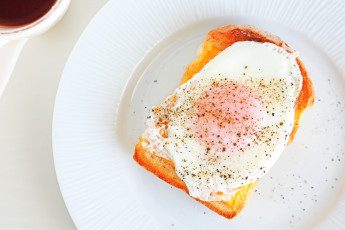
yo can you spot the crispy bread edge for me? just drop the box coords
[134,140,257,219]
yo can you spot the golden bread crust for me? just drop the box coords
[133,25,315,219]
[134,139,257,219]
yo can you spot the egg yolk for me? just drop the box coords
[194,83,266,153]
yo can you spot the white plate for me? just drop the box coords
[53,0,345,229]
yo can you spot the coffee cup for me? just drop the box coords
[0,0,70,96]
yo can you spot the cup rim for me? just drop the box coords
[0,0,68,37]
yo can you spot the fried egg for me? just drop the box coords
[142,41,303,201]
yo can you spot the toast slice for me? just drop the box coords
[133,25,315,219]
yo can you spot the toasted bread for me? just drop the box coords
[133,25,315,219]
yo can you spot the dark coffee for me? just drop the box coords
[0,0,57,27]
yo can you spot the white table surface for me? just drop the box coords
[0,0,108,229]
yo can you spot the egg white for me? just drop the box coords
[142,41,303,201]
